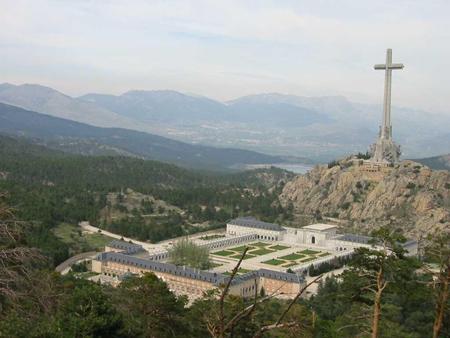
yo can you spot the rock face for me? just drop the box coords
[279,159,450,237]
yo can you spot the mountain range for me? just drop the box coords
[415,153,450,171]
[0,102,285,170]
[1,83,450,162]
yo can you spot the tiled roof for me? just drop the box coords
[107,240,144,254]
[97,252,226,284]
[256,269,303,283]
[302,223,337,231]
[228,217,284,231]
[97,252,304,286]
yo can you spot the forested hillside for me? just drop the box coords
[1,194,448,337]
[0,135,292,265]
[0,136,448,337]
[0,102,286,170]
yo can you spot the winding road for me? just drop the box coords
[55,251,98,274]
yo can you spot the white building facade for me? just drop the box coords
[226,217,417,255]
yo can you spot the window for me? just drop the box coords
[311,236,316,244]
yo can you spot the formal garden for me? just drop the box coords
[211,242,291,260]
[211,242,332,270]
[263,249,330,267]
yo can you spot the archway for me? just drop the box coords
[311,236,315,244]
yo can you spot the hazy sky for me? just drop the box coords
[1,0,449,113]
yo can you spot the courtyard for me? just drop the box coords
[211,241,332,272]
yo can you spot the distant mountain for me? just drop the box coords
[414,153,450,171]
[0,102,285,170]
[80,90,450,160]
[227,93,353,119]
[226,98,331,127]
[2,83,449,161]
[81,91,330,128]
[81,90,228,124]
[0,83,141,130]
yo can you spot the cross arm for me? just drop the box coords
[389,63,404,69]
[374,63,404,70]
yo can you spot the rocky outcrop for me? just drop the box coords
[279,159,450,237]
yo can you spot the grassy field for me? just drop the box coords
[232,245,251,253]
[208,262,223,268]
[223,267,253,276]
[269,245,290,251]
[262,259,286,266]
[74,271,99,279]
[213,250,235,256]
[249,242,270,247]
[279,253,305,260]
[300,257,316,263]
[211,242,330,270]
[53,223,114,253]
[318,252,331,257]
[230,253,256,260]
[250,248,274,256]
[299,249,321,255]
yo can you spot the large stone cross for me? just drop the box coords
[374,48,404,140]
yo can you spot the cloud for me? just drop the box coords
[0,0,449,113]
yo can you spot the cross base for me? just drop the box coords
[369,137,401,164]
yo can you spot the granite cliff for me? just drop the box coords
[279,159,450,237]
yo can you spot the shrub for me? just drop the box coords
[327,160,339,169]
[71,261,88,273]
[341,202,351,210]
[356,152,371,160]
[406,182,416,189]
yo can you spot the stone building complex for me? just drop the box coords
[91,217,417,301]
[92,243,303,301]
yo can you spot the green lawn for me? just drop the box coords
[208,262,222,268]
[283,262,299,268]
[213,250,235,256]
[269,245,290,251]
[318,252,331,257]
[74,271,99,279]
[230,245,253,253]
[230,253,256,260]
[250,248,274,256]
[53,223,114,253]
[279,253,305,261]
[298,249,321,255]
[300,257,316,263]
[262,259,286,266]
[223,268,253,276]
[249,242,271,247]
